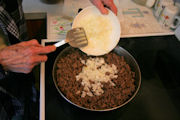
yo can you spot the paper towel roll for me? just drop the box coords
[175,25,180,41]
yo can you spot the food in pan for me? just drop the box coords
[56,48,136,110]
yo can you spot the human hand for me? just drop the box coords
[90,0,117,15]
[0,39,56,74]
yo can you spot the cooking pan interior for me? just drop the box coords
[52,46,141,111]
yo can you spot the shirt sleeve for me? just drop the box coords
[0,64,5,80]
[0,21,9,80]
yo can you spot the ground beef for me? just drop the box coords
[56,47,136,110]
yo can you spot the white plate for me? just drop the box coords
[72,6,121,56]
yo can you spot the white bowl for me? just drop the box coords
[72,6,121,56]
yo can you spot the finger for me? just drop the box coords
[103,0,117,15]
[24,45,56,55]
[5,63,38,74]
[41,45,56,54]
[34,45,56,55]
[11,55,48,65]
[27,55,48,64]
[91,0,108,14]
[8,66,34,74]
[6,67,31,74]
[2,48,52,66]
[19,39,41,47]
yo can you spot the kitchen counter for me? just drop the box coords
[22,0,92,19]
[23,0,175,38]
[22,0,63,19]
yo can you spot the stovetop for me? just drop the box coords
[44,35,180,120]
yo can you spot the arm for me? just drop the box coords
[90,0,117,15]
[0,39,56,74]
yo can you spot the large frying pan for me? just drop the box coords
[52,46,141,111]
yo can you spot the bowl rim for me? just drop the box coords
[72,6,121,56]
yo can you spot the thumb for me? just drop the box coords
[36,45,56,55]
[44,45,56,53]
[91,0,109,14]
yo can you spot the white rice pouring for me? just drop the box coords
[72,6,121,56]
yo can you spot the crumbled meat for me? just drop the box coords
[56,48,136,110]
